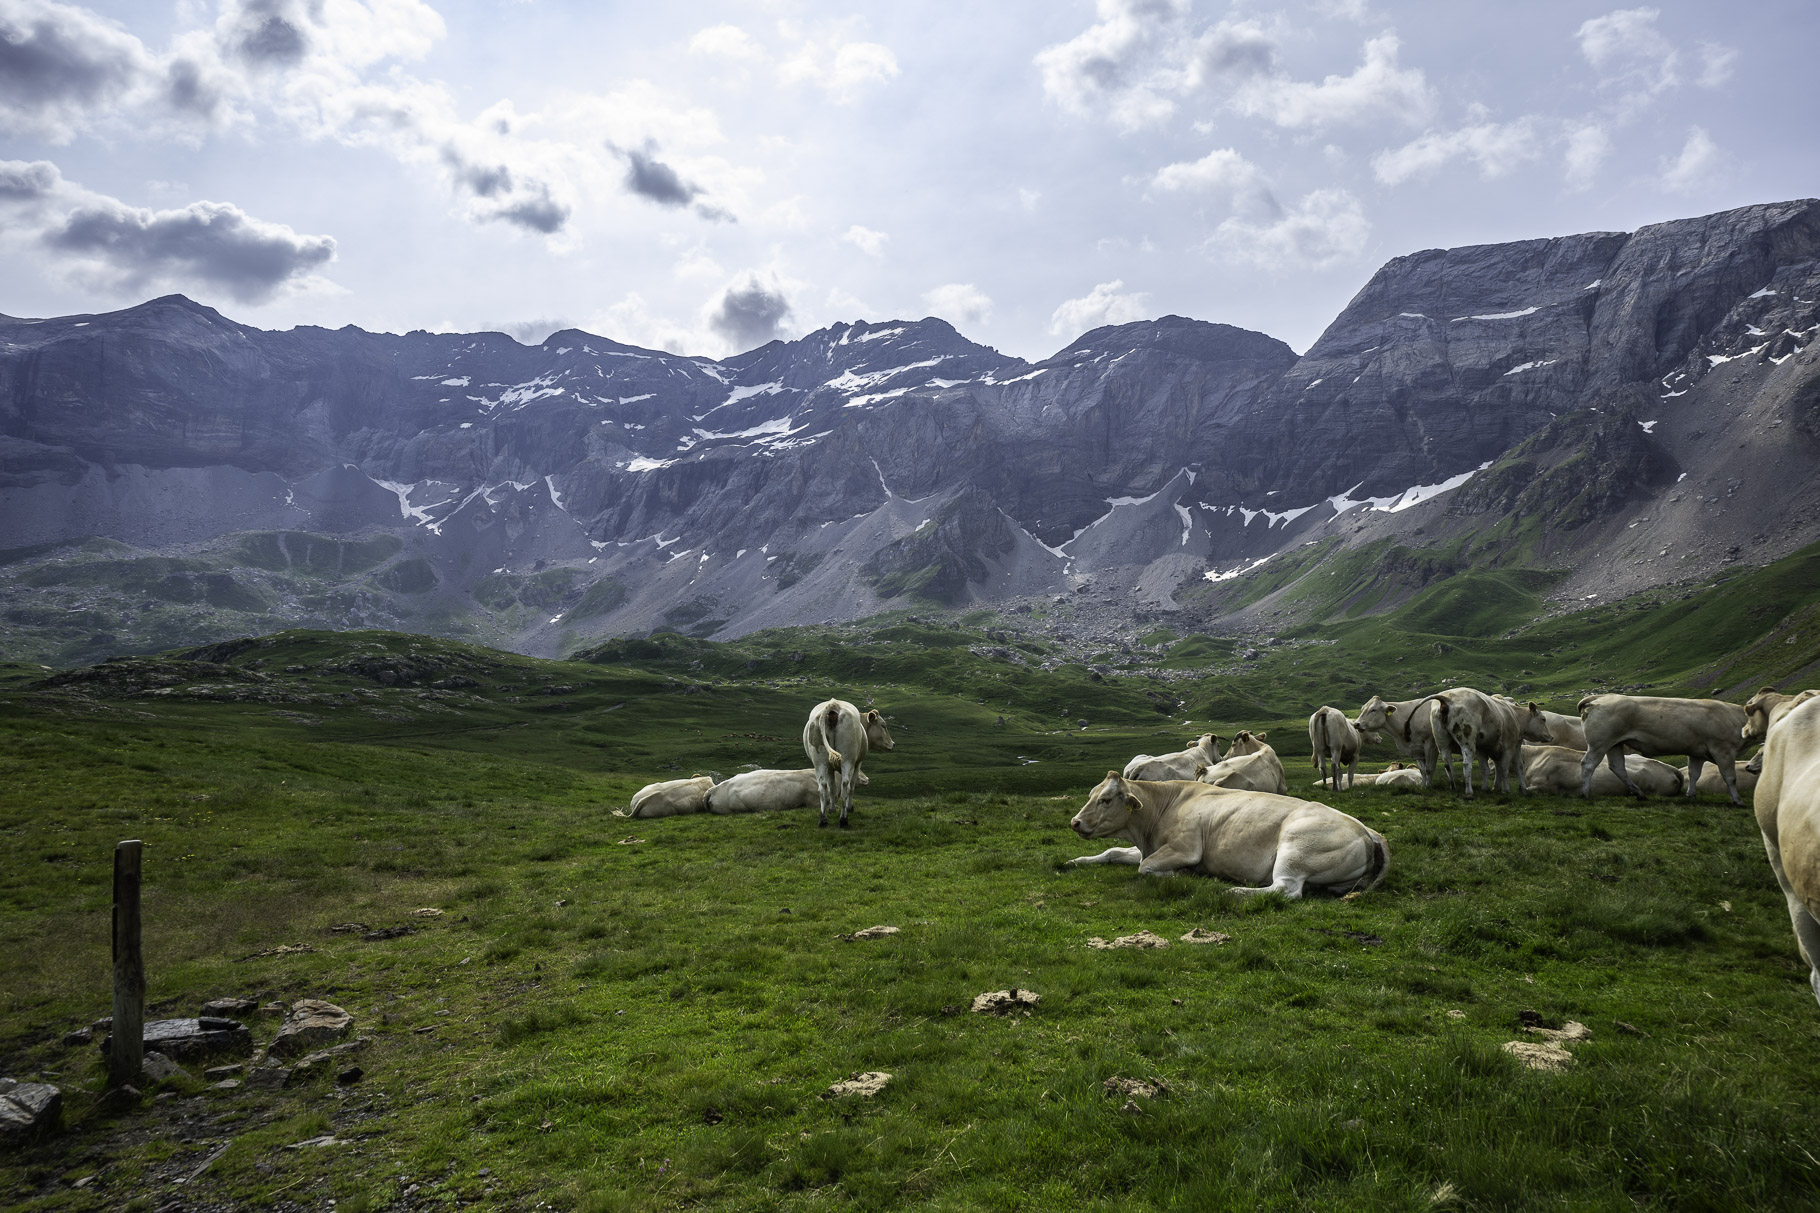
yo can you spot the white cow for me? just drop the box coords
[1522,745,1683,796]
[1578,693,1748,805]
[1748,695,1820,1005]
[1353,696,1443,786]
[1375,765,1426,788]
[1742,687,1820,745]
[803,699,895,828]
[1198,732,1287,795]
[704,768,867,814]
[1406,689,1550,797]
[1697,759,1759,798]
[1067,772,1389,898]
[628,775,716,818]
[1539,710,1587,749]
[1308,706,1363,791]
[1124,733,1223,782]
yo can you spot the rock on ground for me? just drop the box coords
[98,1018,252,1061]
[267,1000,354,1058]
[0,1079,61,1141]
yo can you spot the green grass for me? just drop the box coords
[3,606,1820,1208]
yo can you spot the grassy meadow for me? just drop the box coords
[4,551,1820,1209]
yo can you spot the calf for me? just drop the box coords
[1067,773,1388,898]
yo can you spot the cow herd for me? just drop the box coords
[620,682,1820,1006]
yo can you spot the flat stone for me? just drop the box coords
[199,998,259,1018]
[0,1078,62,1141]
[1502,1040,1575,1072]
[286,1037,373,1085]
[203,1064,243,1080]
[98,1018,252,1061]
[61,1027,92,1047]
[245,1065,290,1089]
[267,1001,354,1058]
[211,1079,242,1091]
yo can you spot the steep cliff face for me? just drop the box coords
[2,200,1818,661]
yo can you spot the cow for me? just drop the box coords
[704,768,867,814]
[1539,710,1587,749]
[1747,695,1820,1005]
[1124,733,1222,782]
[1578,693,1749,805]
[1066,772,1389,898]
[803,700,895,828]
[1697,759,1758,798]
[1308,706,1362,791]
[1402,689,1549,797]
[1743,687,1820,745]
[1521,745,1683,796]
[1353,696,1443,786]
[1374,765,1426,788]
[628,775,716,818]
[1198,733,1287,795]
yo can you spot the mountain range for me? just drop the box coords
[3,198,1818,663]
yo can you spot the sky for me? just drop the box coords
[2,0,1816,360]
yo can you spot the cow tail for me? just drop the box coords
[1402,697,1438,744]
[826,745,844,773]
[1344,830,1390,897]
[1577,694,1599,716]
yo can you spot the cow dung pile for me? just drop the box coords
[837,925,900,941]
[1179,928,1232,945]
[1501,1019,1593,1071]
[821,1071,891,1099]
[1086,931,1171,950]
[1103,1076,1167,1100]
[971,988,1041,1015]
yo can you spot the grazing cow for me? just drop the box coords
[1522,745,1683,796]
[1539,710,1587,749]
[803,700,896,828]
[1198,733,1287,795]
[628,775,716,818]
[1066,772,1389,898]
[1309,706,1363,791]
[1124,733,1222,782]
[704,768,867,814]
[1748,695,1820,1005]
[1405,689,1550,797]
[1354,696,1443,786]
[1743,687,1820,744]
[1579,693,1748,805]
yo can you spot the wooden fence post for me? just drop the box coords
[109,840,145,1089]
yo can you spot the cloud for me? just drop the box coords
[0,0,156,141]
[1208,188,1369,270]
[225,0,313,68]
[1150,146,1271,201]
[707,273,793,351]
[621,144,702,208]
[0,158,335,303]
[842,225,888,256]
[1371,113,1541,185]
[487,317,569,345]
[1049,279,1149,338]
[1562,121,1612,191]
[1696,42,1737,89]
[689,24,761,61]
[1577,7,1680,115]
[1035,0,1197,130]
[778,34,899,103]
[924,282,992,328]
[1659,126,1719,193]
[1231,33,1433,130]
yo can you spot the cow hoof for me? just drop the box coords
[818,819,828,829]
[839,818,850,829]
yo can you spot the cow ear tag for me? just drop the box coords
[1125,795,1141,813]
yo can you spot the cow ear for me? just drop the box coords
[1125,795,1141,813]
[1105,770,1121,782]
[866,709,881,721]
[1528,701,1540,711]
[1385,705,1397,716]
[1760,685,1778,695]
[1256,731,1268,741]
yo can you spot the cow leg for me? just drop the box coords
[813,761,834,828]
[1608,750,1646,799]
[1687,757,1707,798]
[1761,831,1820,1007]
[1137,838,1204,878]
[1579,747,1604,798]
[1345,755,1358,790]
[1717,759,1742,807]
[1460,743,1476,798]
[1069,846,1142,866]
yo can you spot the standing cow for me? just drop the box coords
[1309,706,1362,791]
[802,699,895,828]
[1749,695,1820,1006]
[1354,696,1443,786]
[1405,689,1549,797]
[1578,693,1748,805]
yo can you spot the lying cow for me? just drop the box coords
[1375,765,1426,788]
[1309,706,1363,790]
[1067,772,1389,898]
[1579,693,1748,805]
[1522,744,1682,796]
[1124,733,1222,781]
[1749,695,1820,1006]
[1353,696,1442,786]
[1539,709,1587,749]
[803,699,895,828]
[1697,759,1758,797]
[704,768,867,814]
[1743,687,1820,745]
[1198,732,1286,795]
[628,775,716,818]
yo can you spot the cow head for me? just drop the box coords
[1520,702,1554,744]
[1742,686,1780,743]
[1227,730,1269,756]
[1354,696,1391,736]
[1194,733,1222,759]
[864,709,896,751]
[1071,772,1140,839]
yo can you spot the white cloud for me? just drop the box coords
[1209,188,1369,270]
[0,0,159,141]
[1371,114,1541,186]
[1049,279,1148,338]
[1659,125,1719,193]
[688,24,760,61]
[1696,42,1738,89]
[842,224,888,256]
[924,282,992,327]
[1563,121,1612,191]
[1018,187,1041,212]
[1231,33,1433,130]
[1577,7,1679,110]
[1034,0,1192,130]
[1150,146,1270,199]
[778,30,899,103]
